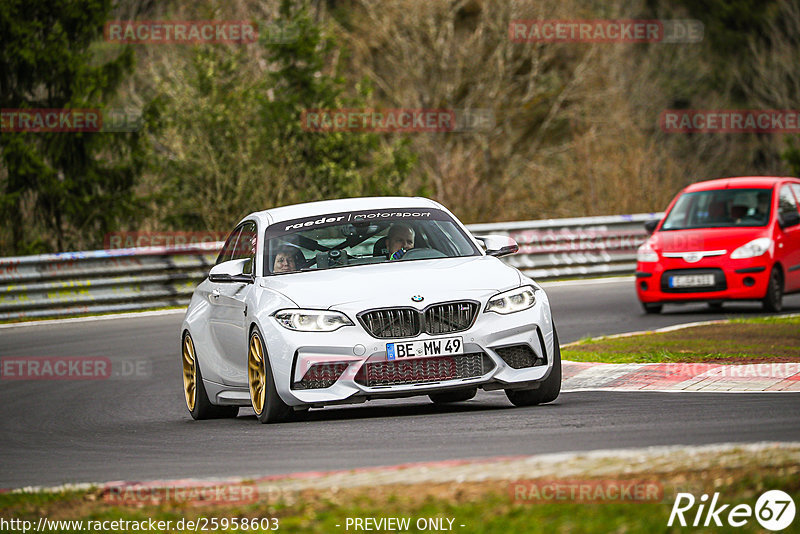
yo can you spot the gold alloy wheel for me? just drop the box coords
[182,334,197,412]
[248,332,266,415]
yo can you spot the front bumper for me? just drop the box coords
[263,296,555,406]
[636,256,770,304]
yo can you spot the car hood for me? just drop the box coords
[261,256,522,310]
[651,227,768,253]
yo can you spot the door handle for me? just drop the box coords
[211,289,220,300]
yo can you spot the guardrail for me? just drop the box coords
[0,212,662,320]
[469,212,663,280]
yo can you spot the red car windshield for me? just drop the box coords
[661,188,772,230]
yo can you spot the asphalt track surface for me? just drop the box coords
[1,277,799,488]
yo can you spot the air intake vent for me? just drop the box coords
[494,344,545,369]
[355,353,494,387]
[293,363,348,389]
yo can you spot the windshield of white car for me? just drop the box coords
[263,209,480,275]
[661,188,772,231]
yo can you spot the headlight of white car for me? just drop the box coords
[274,309,354,332]
[730,237,772,259]
[485,285,536,314]
[637,243,659,262]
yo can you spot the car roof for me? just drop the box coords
[684,176,800,192]
[241,196,445,226]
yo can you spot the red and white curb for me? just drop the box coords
[560,313,800,392]
[562,361,800,392]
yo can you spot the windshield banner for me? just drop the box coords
[266,208,450,238]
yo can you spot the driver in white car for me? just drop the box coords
[387,224,415,260]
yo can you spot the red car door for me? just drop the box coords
[776,183,800,292]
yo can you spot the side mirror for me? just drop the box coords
[644,219,661,235]
[474,235,519,257]
[209,258,253,283]
[778,210,800,229]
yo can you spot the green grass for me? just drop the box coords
[1,468,797,533]
[562,316,800,364]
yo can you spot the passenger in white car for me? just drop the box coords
[273,245,305,273]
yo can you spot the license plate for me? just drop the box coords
[669,274,715,288]
[386,337,463,360]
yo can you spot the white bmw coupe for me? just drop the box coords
[181,197,561,423]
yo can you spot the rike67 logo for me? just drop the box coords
[669,490,796,531]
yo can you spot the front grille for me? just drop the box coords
[424,301,479,335]
[494,344,545,369]
[359,308,421,339]
[359,301,478,339]
[661,268,727,293]
[355,353,494,387]
[294,363,348,389]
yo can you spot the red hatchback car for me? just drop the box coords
[636,176,800,313]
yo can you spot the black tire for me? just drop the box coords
[248,326,293,424]
[505,327,562,407]
[708,301,724,310]
[642,302,663,314]
[182,332,238,420]
[429,388,477,404]
[762,266,784,312]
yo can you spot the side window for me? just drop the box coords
[667,195,691,228]
[216,227,243,265]
[232,222,257,274]
[791,184,800,206]
[778,185,798,216]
